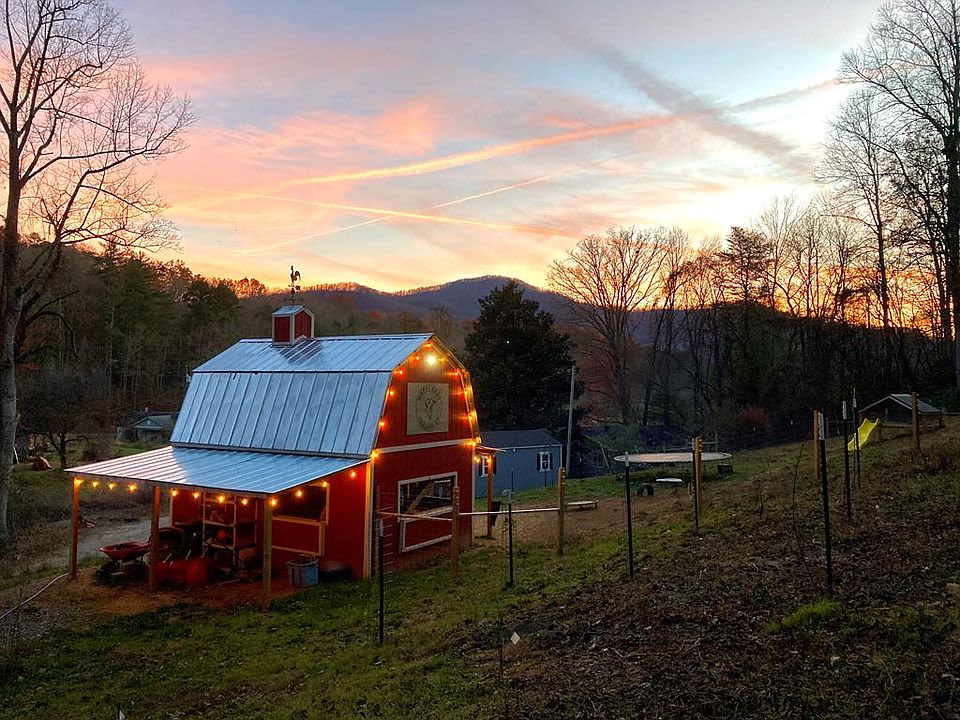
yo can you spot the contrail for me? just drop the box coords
[288,115,674,185]
[539,13,814,176]
[237,194,577,255]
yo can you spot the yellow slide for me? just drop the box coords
[848,418,879,451]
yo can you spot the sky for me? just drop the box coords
[118,0,886,291]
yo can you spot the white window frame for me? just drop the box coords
[398,472,457,552]
[537,450,552,472]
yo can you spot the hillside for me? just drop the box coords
[3,424,960,718]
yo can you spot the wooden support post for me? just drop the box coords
[148,485,161,592]
[624,457,635,578]
[557,467,566,556]
[451,485,461,580]
[69,479,80,581]
[912,391,920,451]
[261,499,273,611]
[692,437,703,535]
[485,457,494,538]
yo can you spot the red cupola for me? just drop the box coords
[272,304,315,345]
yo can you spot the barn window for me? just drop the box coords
[537,451,552,472]
[276,484,328,522]
[399,474,453,516]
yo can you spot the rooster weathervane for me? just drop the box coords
[289,265,301,304]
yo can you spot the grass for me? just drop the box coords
[1,422,958,718]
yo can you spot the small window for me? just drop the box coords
[478,455,496,478]
[537,451,552,472]
[276,484,328,522]
[399,474,453,516]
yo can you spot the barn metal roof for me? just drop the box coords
[193,334,432,373]
[171,370,391,456]
[861,393,942,415]
[69,446,364,496]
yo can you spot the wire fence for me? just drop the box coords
[367,397,940,644]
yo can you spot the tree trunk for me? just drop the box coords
[946,143,960,388]
[0,201,20,544]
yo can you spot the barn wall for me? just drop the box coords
[372,346,476,570]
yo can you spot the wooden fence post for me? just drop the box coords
[557,467,566,556]
[692,437,703,535]
[485,457,494,538]
[813,410,821,483]
[69,478,80,581]
[451,485,461,581]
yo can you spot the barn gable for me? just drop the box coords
[171,334,433,457]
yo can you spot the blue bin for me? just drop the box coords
[286,557,319,587]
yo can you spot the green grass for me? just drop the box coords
[2,421,958,718]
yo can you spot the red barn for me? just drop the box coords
[69,304,479,597]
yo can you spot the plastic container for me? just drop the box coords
[286,556,319,587]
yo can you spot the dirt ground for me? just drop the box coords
[486,447,960,718]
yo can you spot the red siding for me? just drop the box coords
[293,310,313,339]
[272,316,291,343]
[371,347,476,571]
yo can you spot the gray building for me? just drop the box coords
[477,429,563,498]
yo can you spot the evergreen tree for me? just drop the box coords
[464,281,579,437]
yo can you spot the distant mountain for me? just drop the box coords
[285,275,568,320]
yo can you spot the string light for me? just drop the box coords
[192,491,201,500]
[91,481,99,489]
[269,498,278,508]
[127,483,137,493]
[425,354,437,366]
[170,489,179,497]
[73,478,83,487]
[371,450,379,460]
[349,470,357,478]
[240,498,249,506]
[108,482,117,491]
[217,494,226,503]
[378,419,386,429]
[295,489,304,499]
[321,481,329,488]
[388,389,396,397]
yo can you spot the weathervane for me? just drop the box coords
[289,265,301,304]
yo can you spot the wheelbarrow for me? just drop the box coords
[95,541,150,585]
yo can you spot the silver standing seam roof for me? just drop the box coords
[70,446,364,496]
[70,333,436,494]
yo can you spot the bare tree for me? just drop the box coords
[841,0,960,385]
[0,0,191,541]
[548,226,668,423]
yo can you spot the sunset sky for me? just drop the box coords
[121,0,886,291]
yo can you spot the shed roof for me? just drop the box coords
[481,429,562,449]
[861,394,942,415]
[271,304,311,317]
[70,446,363,496]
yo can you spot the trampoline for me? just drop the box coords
[613,452,732,465]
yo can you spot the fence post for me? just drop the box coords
[818,411,834,598]
[692,437,703,535]
[506,491,514,589]
[624,455,635,578]
[557,467,566,556]
[813,410,821,483]
[853,389,862,489]
[451,484,461,581]
[842,400,851,519]
[912,391,920,452]
[378,517,385,645]
[69,478,80,581]
[485,457,494,538]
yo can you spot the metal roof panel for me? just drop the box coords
[69,446,363,495]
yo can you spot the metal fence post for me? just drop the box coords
[692,437,702,535]
[506,491,514,589]
[842,401,851,519]
[377,517,385,645]
[818,411,834,597]
[624,456,635,578]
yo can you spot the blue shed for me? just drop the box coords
[476,429,563,498]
